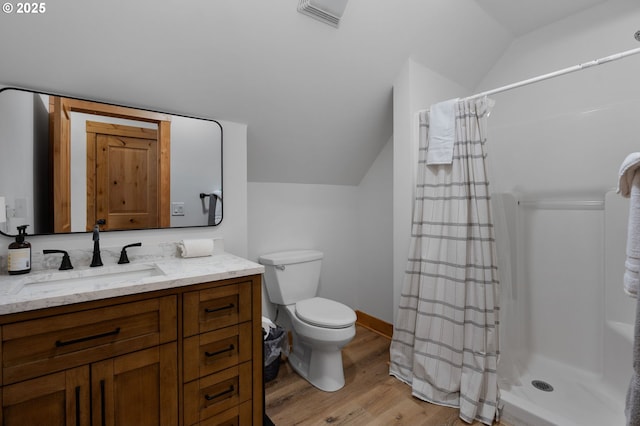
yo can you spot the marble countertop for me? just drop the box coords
[0,252,264,315]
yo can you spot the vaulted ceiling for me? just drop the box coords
[0,0,610,185]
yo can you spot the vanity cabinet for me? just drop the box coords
[1,343,177,426]
[0,273,263,426]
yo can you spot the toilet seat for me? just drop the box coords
[295,297,356,329]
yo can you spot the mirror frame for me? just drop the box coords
[0,87,223,237]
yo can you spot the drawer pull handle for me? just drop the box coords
[204,303,235,314]
[205,344,235,358]
[55,327,121,347]
[205,385,235,401]
[75,386,81,426]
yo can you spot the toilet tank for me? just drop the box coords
[258,250,323,305]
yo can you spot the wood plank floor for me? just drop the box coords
[265,325,503,426]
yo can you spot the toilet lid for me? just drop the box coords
[295,297,356,329]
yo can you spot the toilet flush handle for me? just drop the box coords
[275,265,286,270]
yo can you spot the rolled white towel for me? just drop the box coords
[178,239,214,258]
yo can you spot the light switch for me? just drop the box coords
[172,202,185,216]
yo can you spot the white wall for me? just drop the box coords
[248,182,359,319]
[356,137,393,322]
[477,0,640,196]
[0,119,249,263]
[248,137,394,323]
[392,58,469,323]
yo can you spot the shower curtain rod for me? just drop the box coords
[463,46,640,101]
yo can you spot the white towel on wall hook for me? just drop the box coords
[619,153,640,298]
[207,194,217,226]
[619,153,640,197]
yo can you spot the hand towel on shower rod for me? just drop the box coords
[426,98,458,165]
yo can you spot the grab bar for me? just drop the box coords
[517,199,604,210]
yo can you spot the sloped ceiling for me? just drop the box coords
[0,0,609,185]
[475,0,608,36]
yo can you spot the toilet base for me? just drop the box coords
[288,340,346,392]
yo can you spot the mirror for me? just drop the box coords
[0,88,223,236]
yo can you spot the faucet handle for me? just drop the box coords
[118,242,142,264]
[43,249,74,270]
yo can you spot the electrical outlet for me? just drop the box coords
[171,202,185,216]
[14,198,27,218]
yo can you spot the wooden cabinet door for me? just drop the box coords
[2,366,90,426]
[91,343,177,426]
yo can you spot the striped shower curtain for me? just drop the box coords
[389,97,500,425]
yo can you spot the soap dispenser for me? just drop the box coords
[8,225,31,275]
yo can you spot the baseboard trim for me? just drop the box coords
[355,310,393,340]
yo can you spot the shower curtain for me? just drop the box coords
[389,97,500,425]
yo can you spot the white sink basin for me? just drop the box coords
[11,263,167,295]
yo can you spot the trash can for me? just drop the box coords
[263,325,287,382]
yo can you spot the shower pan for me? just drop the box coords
[494,191,632,426]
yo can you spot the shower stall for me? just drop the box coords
[474,35,640,424]
[393,15,640,421]
[494,191,632,425]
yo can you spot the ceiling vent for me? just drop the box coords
[298,0,349,28]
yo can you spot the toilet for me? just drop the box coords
[259,249,356,392]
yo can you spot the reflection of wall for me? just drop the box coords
[170,116,223,227]
[0,90,35,234]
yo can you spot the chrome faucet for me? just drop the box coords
[90,225,103,267]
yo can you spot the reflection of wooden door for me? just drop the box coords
[87,122,161,230]
[50,96,171,233]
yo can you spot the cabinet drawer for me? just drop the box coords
[2,296,176,384]
[183,282,252,337]
[197,400,252,426]
[183,362,252,426]
[183,322,252,382]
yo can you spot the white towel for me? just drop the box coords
[626,295,640,424]
[620,155,640,298]
[618,153,640,197]
[178,239,214,258]
[426,98,458,165]
[626,257,640,298]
